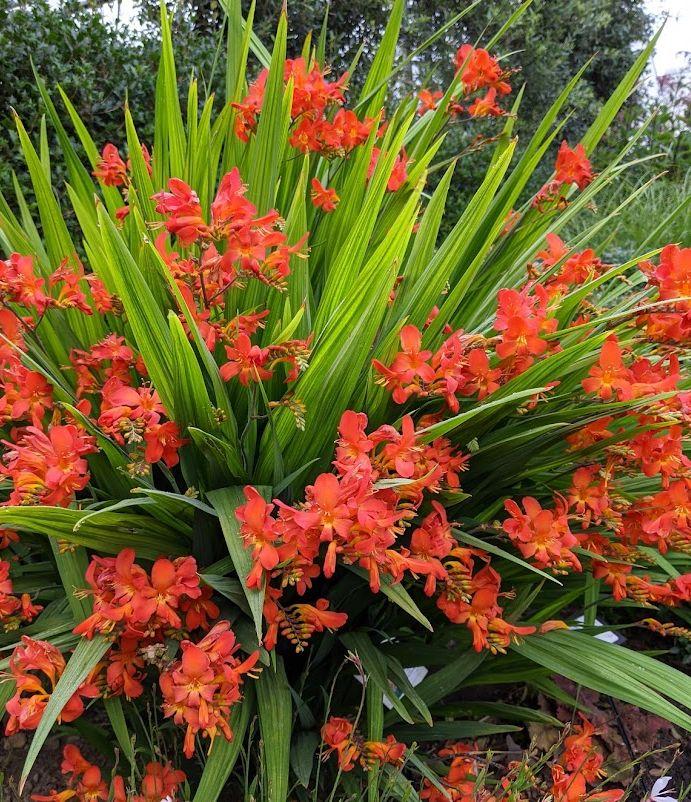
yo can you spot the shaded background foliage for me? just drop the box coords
[0,0,688,243]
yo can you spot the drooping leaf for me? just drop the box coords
[20,636,110,792]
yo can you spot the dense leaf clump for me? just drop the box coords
[0,2,688,800]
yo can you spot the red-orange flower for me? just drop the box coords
[93,143,127,186]
[554,140,594,190]
[160,620,259,757]
[1,423,96,506]
[5,637,100,735]
[503,496,581,571]
[311,178,340,212]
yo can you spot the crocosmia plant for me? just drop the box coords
[0,2,689,800]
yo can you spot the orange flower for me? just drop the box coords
[554,140,594,190]
[93,143,127,186]
[503,496,581,571]
[152,178,209,245]
[467,87,504,117]
[235,486,282,587]
[417,88,443,114]
[322,716,360,771]
[1,423,97,507]
[5,638,101,736]
[160,621,259,757]
[310,178,340,212]
[582,336,632,401]
[454,44,511,95]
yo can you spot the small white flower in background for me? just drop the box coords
[645,777,678,802]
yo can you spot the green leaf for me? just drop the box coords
[290,731,320,789]
[96,205,175,413]
[432,701,562,727]
[453,529,561,585]
[207,487,270,642]
[390,721,520,742]
[168,311,216,433]
[256,658,292,802]
[247,10,290,213]
[201,574,250,615]
[12,113,76,267]
[366,678,384,802]
[514,630,691,730]
[256,188,419,481]
[149,243,244,473]
[346,567,433,632]
[192,685,255,802]
[387,651,485,726]
[417,387,547,443]
[0,506,187,560]
[20,636,111,792]
[104,697,136,766]
[581,29,661,154]
[153,1,187,183]
[341,632,414,724]
[32,70,100,212]
[357,0,404,116]
[49,540,90,622]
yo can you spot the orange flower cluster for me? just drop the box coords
[4,637,100,735]
[454,44,512,118]
[504,496,581,572]
[0,253,96,317]
[1,423,96,506]
[31,744,185,802]
[503,474,691,604]
[93,142,152,221]
[494,284,558,374]
[582,334,679,402]
[421,742,490,802]
[64,550,222,710]
[237,409,543,653]
[69,333,186,470]
[534,233,606,299]
[533,141,594,208]
[638,244,691,343]
[311,178,340,212]
[0,360,53,428]
[4,549,256,759]
[419,728,624,802]
[368,146,410,192]
[373,221,688,630]
[92,142,152,188]
[417,44,513,120]
[321,716,405,772]
[373,324,501,411]
[153,168,306,288]
[152,168,311,391]
[0,250,167,505]
[435,547,550,652]
[500,314,690,601]
[373,287,558,411]
[550,717,623,802]
[0,559,42,631]
[219,326,312,389]
[234,58,375,157]
[159,621,259,757]
[73,549,207,641]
